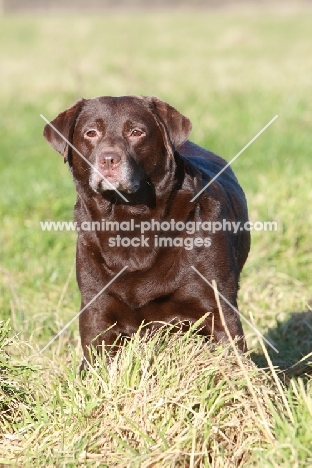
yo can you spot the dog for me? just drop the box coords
[43,95,250,365]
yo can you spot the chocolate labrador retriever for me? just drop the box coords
[43,96,250,364]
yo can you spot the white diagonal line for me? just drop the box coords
[191,265,279,353]
[40,114,129,203]
[190,115,278,202]
[39,265,128,354]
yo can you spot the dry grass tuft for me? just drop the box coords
[0,322,281,467]
[1,321,311,466]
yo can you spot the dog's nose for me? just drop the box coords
[98,153,121,169]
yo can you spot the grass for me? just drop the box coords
[0,5,312,466]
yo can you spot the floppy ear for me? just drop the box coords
[145,96,192,154]
[43,99,85,163]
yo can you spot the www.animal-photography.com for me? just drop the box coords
[0,1,311,466]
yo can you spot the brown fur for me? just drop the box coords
[43,95,250,365]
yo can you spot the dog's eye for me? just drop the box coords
[130,129,144,137]
[85,130,98,138]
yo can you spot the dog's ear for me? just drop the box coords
[144,96,192,154]
[43,99,85,163]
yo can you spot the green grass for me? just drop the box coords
[0,6,312,466]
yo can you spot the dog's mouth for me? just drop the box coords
[90,169,140,195]
[88,152,147,197]
[99,178,140,194]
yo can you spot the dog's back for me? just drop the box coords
[180,140,250,272]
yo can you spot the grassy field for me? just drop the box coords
[0,6,312,467]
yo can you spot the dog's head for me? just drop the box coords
[43,96,192,196]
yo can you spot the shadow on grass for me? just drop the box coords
[251,310,312,377]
